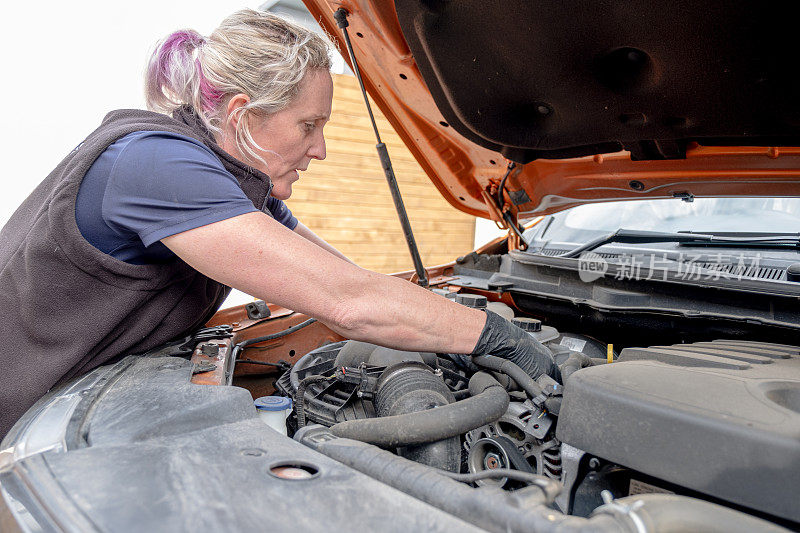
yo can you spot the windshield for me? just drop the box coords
[534,198,800,244]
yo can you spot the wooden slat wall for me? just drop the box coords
[286,74,475,273]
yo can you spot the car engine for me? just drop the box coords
[275,294,800,528]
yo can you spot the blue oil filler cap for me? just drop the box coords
[255,396,293,412]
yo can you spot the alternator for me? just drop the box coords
[464,400,562,480]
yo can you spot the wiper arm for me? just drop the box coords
[558,229,800,258]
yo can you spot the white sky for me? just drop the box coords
[0,1,259,227]
[0,1,503,307]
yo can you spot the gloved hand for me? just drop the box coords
[469,310,559,381]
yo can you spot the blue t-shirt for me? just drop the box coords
[76,131,298,264]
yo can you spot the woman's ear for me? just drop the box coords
[225,93,251,130]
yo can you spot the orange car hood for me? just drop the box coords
[304,1,800,219]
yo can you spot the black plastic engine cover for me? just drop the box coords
[556,339,800,522]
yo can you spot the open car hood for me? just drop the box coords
[304,1,800,218]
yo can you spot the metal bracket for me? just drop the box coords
[672,191,695,203]
[245,300,271,320]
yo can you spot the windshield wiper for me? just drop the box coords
[558,229,800,258]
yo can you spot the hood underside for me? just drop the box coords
[304,1,800,218]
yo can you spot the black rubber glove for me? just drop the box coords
[470,310,560,381]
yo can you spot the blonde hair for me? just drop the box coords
[145,9,332,165]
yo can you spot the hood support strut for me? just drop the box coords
[334,8,428,287]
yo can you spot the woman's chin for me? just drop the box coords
[271,172,298,200]
[271,185,292,201]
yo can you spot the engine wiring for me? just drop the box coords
[226,317,318,385]
[496,161,516,209]
[235,358,291,371]
[436,467,561,501]
[237,318,318,348]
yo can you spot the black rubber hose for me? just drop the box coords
[238,318,317,348]
[452,389,471,401]
[559,351,594,384]
[472,355,543,399]
[297,427,791,533]
[329,372,509,447]
[296,427,615,533]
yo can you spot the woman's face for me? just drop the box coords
[222,69,333,200]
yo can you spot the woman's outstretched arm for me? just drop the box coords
[162,211,486,354]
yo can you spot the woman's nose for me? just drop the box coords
[308,132,326,160]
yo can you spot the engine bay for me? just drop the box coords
[232,290,800,529]
[5,272,797,532]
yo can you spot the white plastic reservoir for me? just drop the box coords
[254,396,293,435]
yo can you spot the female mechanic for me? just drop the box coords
[0,9,557,437]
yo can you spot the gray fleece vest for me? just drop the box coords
[0,107,272,438]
